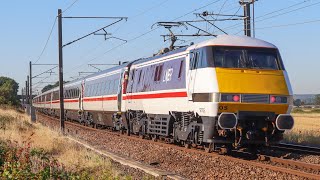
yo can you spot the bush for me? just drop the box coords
[0,115,15,131]
[291,108,304,113]
[0,77,19,106]
[310,109,320,113]
[0,140,86,179]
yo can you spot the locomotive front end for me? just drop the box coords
[212,44,294,148]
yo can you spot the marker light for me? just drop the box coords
[233,95,240,102]
[221,94,241,102]
[270,95,288,104]
[270,96,276,103]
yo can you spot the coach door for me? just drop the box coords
[79,80,85,111]
[117,71,124,112]
[187,51,200,101]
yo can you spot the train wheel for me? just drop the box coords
[219,144,232,155]
[119,129,124,135]
[204,143,214,153]
[247,144,258,154]
[151,135,157,142]
[92,123,96,129]
[139,134,145,139]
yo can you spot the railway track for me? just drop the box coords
[36,113,320,179]
[271,143,320,155]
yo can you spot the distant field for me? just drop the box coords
[283,113,320,146]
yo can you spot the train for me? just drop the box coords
[33,35,294,153]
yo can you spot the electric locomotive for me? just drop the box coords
[33,35,294,152]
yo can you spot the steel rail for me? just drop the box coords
[37,113,320,180]
[271,143,320,155]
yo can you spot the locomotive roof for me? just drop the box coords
[131,35,277,66]
[131,47,188,66]
[187,35,277,50]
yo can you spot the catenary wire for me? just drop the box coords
[224,0,316,31]
[64,0,223,77]
[33,0,80,64]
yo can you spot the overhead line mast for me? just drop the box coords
[239,0,257,37]
[57,9,127,134]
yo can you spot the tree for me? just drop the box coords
[0,76,19,105]
[293,99,302,107]
[41,81,69,93]
[41,81,59,93]
[315,94,320,105]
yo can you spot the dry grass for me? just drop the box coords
[283,113,320,146]
[0,107,128,179]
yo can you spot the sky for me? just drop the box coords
[0,0,319,94]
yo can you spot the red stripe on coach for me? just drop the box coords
[123,91,187,100]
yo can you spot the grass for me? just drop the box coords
[283,113,320,147]
[291,107,320,113]
[0,107,132,179]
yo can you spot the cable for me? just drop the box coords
[256,19,320,30]
[62,0,80,14]
[234,18,320,35]
[224,0,313,30]
[64,0,223,77]
[33,0,80,64]
[255,1,320,23]
[33,17,57,64]
[232,0,320,35]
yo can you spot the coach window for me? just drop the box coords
[138,70,142,84]
[87,85,91,97]
[94,83,98,96]
[154,64,163,82]
[105,81,109,95]
[111,80,115,94]
[89,85,92,96]
[96,83,100,96]
[109,81,114,94]
[94,84,98,96]
[130,70,135,81]
[99,82,104,96]
[178,60,184,79]
[88,85,92,97]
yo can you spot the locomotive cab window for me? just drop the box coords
[213,47,283,70]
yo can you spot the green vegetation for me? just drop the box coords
[283,113,320,147]
[0,108,134,179]
[41,81,69,93]
[315,94,320,105]
[291,107,320,113]
[0,77,19,106]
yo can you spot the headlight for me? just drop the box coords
[221,94,241,102]
[270,95,288,104]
